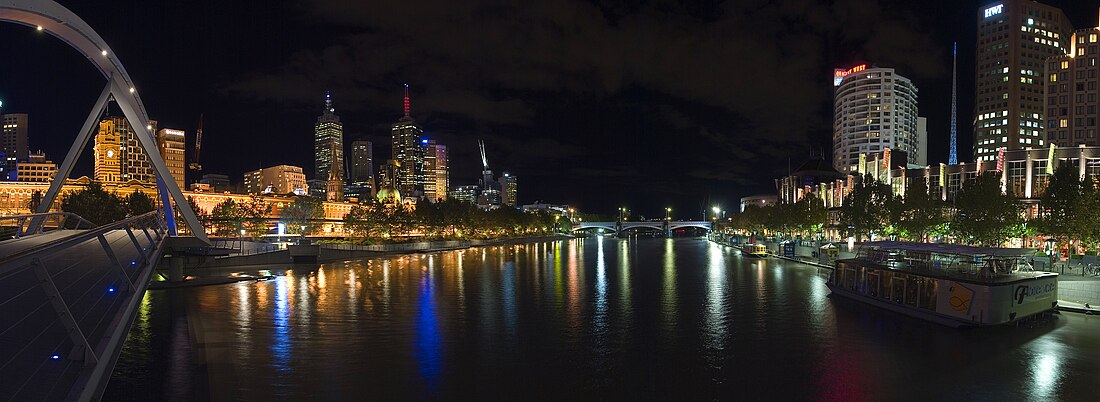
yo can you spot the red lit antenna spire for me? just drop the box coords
[403,83,410,116]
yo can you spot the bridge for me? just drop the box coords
[1,1,209,400]
[573,221,712,234]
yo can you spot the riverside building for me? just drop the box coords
[974,0,1070,160]
[833,64,926,172]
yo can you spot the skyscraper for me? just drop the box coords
[156,128,186,190]
[391,84,424,197]
[423,139,448,202]
[346,139,375,200]
[1,113,28,180]
[832,64,923,172]
[244,165,307,195]
[94,116,156,184]
[315,91,344,199]
[973,0,1070,161]
[499,172,517,207]
[1045,20,1100,148]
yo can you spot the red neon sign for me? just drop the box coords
[833,64,868,86]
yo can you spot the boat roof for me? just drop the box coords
[858,241,1036,258]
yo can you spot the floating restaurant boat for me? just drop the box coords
[827,241,1057,327]
[740,243,769,258]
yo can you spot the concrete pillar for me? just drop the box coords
[168,255,184,282]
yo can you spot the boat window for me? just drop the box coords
[920,279,938,310]
[905,276,920,307]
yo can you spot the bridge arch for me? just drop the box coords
[0,0,207,241]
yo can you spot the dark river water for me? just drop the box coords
[105,238,1100,400]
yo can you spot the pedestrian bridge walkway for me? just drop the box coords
[0,212,168,401]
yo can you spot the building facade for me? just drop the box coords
[974,0,1070,161]
[391,85,424,197]
[451,185,479,205]
[1046,23,1100,148]
[1,113,29,179]
[95,116,156,185]
[314,91,344,199]
[833,65,924,172]
[423,139,448,202]
[15,151,57,183]
[349,139,374,195]
[499,172,517,207]
[243,165,307,195]
[156,128,186,190]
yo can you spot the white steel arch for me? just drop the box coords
[0,0,208,242]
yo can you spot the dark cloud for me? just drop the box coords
[220,0,943,211]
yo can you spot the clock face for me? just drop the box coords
[106,150,115,158]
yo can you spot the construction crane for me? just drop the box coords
[189,114,203,172]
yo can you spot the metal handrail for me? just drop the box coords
[0,209,168,401]
[0,211,163,270]
[0,211,97,239]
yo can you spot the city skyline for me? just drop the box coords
[3,0,1100,215]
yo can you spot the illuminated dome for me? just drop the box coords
[376,186,401,204]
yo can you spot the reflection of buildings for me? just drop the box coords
[833,64,925,172]
[95,116,157,185]
[243,165,307,195]
[423,139,448,201]
[314,91,344,200]
[156,128,186,190]
[973,0,1070,161]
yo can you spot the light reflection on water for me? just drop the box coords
[108,238,1100,400]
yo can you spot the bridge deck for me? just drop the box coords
[0,214,166,401]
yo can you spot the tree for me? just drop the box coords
[208,198,245,237]
[240,195,272,239]
[896,179,948,242]
[26,190,42,212]
[126,191,156,217]
[281,196,325,235]
[838,175,896,241]
[1037,164,1091,252]
[60,182,127,225]
[952,173,1024,246]
[344,205,380,241]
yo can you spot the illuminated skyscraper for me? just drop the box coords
[314,91,344,199]
[95,116,156,184]
[1,113,29,180]
[973,0,1070,161]
[423,139,448,202]
[391,84,424,197]
[832,65,922,172]
[346,139,375,200]
[498,172,517,207]
[156,128,186,190]
[1045,19,1100,148]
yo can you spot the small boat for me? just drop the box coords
[741,243,769,258]
[827,241,1057,327]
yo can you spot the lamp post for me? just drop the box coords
[711,206,720,221]
[665,207,671,221]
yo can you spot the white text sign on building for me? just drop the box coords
[984,4,1004,18]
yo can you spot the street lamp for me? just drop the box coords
[665,207,671,221]
[712,206,720,221]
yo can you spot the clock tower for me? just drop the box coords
[94,118,121,183]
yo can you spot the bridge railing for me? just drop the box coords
[0,210,168,401]
[0,212,97,241]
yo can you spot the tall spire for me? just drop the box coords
[949,42,958,165]
[403,83,410,117]
[324,90,334,114]
[479,139,489,170]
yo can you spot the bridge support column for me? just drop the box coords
[663,220,670,238]
[168,255,184,282]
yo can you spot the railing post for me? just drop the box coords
[31,258,99,366]
[99,234,135,292]
[125,227,149,267]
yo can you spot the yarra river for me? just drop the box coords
[105,238,1100,400]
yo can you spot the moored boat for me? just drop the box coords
[741,243,769,258]
[827,241,1057,327]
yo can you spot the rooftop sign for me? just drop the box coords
[984,4,1004,18]
[833,64,867,86]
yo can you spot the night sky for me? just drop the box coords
[1,0,1099,218]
